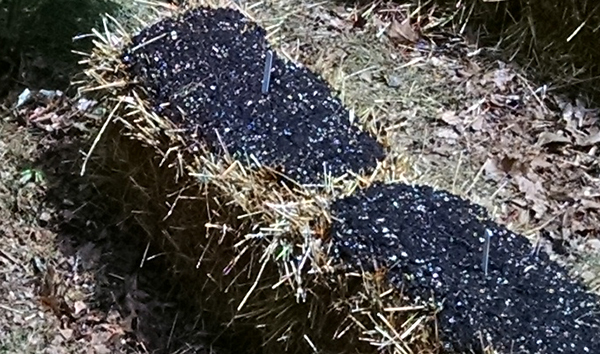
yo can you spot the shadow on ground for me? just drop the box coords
[0,98,251,353]
[36,127,247,353]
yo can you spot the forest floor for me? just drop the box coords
[1,0,600,353]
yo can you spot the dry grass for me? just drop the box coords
[437,0,600,103]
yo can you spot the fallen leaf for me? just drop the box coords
[59,328,73,340]
[536,131,571,146]
[73,301,87,316]
[483,158,505,181]
[515,175,544,200]
[439,110,461,125]
[470,116,484,130]
[435,128,459,140]
[499,156,517,174]
[584,239,600,251]
[530,155,552,169]
[575,130,600,147]
[386,74,402,88]
[499,156,528,175]
[493,68,515,92]
[93,344,111,354]
[39,211,52,223]
[329,17,351,31]
[580,199,600,210]
[360,70,373,83]
[562,102,574,121]
[77,242,101,271]
[388,17,420,43]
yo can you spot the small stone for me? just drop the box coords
[386,74,402,88]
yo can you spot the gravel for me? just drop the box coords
[331,182,600,353]
[122,7,385,184]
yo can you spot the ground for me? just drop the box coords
[1,0,600,353]
[0,100,223,353]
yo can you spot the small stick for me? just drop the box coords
[482,229,493,276]
[262,50,273,94]
[0,249,19,266]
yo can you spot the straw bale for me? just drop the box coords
[78,2,429,353]
[332,182,600,353]
[78,1,600,353]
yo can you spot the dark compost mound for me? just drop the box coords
[331,182,600,353]
[122,7,385,184]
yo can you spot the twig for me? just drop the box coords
[452,151,463,194]
[167,311,178,349]
[128,33,167,53]
[0,249,20,267]
[303,334,318,353]
[139,241,151,268]
[463,161,486,195]
[0,303,24,314]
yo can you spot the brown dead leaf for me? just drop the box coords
[435,128,459,140]
[388,17,420,44]
[439,110,461,125]
[536,131,571,146]
[499,156,518,174]
[40,265,59,298]
[40,295,68,319]
[499,156,529,175]
[73,301,87,316]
